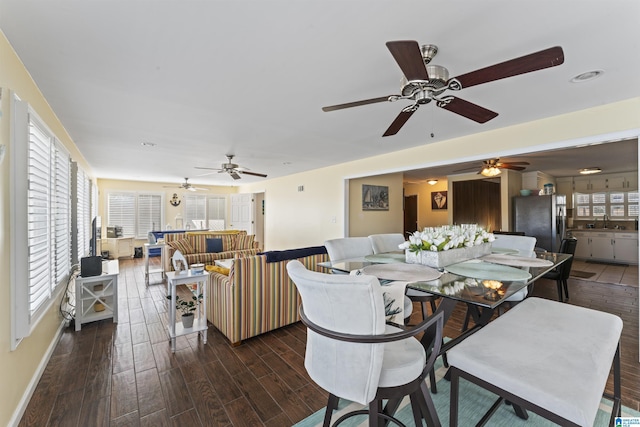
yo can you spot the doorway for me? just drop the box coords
[404,195,418,235]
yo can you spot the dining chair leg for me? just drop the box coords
[556,280,564,302]
[563,279,569,300]
[323,394,339,427]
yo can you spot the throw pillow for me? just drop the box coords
[205,265,230,275]
[234,234,255,250]
[167,238,195,255]
[206,238,224,253]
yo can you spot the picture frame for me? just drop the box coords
[431,191,448,210]
[362,184,389,211]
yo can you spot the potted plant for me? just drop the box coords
[167,292,203,329]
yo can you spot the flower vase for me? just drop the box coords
[405,243,492,268]
[182,313,195,329]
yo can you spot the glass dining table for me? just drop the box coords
[318,251,572,349]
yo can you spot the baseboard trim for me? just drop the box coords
[7,319,67,427]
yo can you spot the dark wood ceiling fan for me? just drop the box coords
[322,41,564,136]
[454,158,531,175]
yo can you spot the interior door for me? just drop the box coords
[404,195,418,235]
[230,193,254,233]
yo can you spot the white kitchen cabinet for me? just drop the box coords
[573,176,608,192]
[572,231,591,259]
[570,230,637,264]
[607,172,638,191]
[613,233,639,264]
[556,177,573,209]
[102,237,134,259]
[589,232,614,260]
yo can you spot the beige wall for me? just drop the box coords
[0,31,94,426]
[348,173,404,237]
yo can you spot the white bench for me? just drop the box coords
[448,297,622,427]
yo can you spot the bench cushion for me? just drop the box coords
[447,297,622,426]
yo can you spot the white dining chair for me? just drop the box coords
[462,234,537,330]
[367,233,405,254]
[324,237,413,321]
[286,260,443,427]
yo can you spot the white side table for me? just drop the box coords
[144,242,166,286]
[75,260,119,331]
[165,270,209,352]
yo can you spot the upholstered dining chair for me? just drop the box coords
[325,237,413,321]
[369,233,439,321]
[462,234,537,330]
[286,260,443,427]
[542,237,578,302]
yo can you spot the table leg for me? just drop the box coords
[169,280,176,353]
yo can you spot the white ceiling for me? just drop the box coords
[2,0,639,186]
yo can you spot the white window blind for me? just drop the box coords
[184,194,226,230]
[137,194,162,238]
[185,194,207,229]
[53,142,71,284]
[107,192,163,238]
[11,98,72,346]
[75,166,91,259]
[107,193,136,237]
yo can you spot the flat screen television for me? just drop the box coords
[90,216,101,257]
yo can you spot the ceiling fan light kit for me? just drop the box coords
[481,167,502,177]
[322,41,564,136]
[579,167,602,175]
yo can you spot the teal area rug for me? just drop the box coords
[293,362,640,427]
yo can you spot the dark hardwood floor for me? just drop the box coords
[18,257,640,426]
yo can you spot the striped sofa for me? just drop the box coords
[208,246,329,345]
[164,230,262,270]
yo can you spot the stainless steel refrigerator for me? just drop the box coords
[513,194,567,252]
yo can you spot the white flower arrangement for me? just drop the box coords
[399,224,495,253]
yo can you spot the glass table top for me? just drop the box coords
[318,252,571,309]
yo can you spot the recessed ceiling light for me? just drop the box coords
[570,70,604,83]
[141,141,156,147]
[579,167,602,175]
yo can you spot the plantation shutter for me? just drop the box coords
[27,116,53,315]
[207,196,226,230]
[107,193,136,237]
[137,193,162,237]
[53,141,71,284]
[184,194,206,229]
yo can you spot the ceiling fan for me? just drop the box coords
[163,177,207,191]
[322,41,564,136]
[455,158,530,176]
[164,178,208,191]
[195,155,268,180]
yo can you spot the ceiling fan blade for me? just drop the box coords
[436,96,498,123]
[449,46,564,89]
[499,161,530,166]
[239,170,268,178]
[229,172,241,180]
[195,166,222,171]
[322,96,393,112]
[386,40,429,81]
[499,164,527,171]
[382,107,418,137]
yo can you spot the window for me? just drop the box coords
[11,97,72,346]
[184,194,226,230]
[575,191,639,219]
[72,162,91,263]
[107,192,163,238]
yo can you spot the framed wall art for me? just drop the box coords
[431,191,448,210]
[362,185,389,211]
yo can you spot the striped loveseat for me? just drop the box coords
[208,246,329,345]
